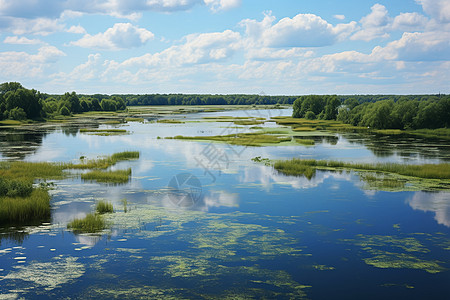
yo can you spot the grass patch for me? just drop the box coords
[67,213,107,233]
[0,120,22,126]
[274,158,450,180]
[125,117,144,123]
[72,151,140,169]
[375,129,404,135]
[102,120,122,125]
[294,139,315,146]
[81,168,132,184]
[406,128,450,140]
[0,189,51,225]
[234,120,265,126]
[79,128,128,136]
[170,133,292,147]
[96,200,114,214]
[157,119,185,124]
[0,161,67,181]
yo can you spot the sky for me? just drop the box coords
[0,0,449,95]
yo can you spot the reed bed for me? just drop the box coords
[0,189,51,224]
[81,168,132,184]
[172,133,292,147]
[96,200,114,214]
[67,213,107,233]
[72,151,140,169]
[274,158,450,180]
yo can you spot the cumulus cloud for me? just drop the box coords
[373,31,450,61]
[417,0,450,23]
[0,46,65,79]
[204,0,241,12]
[66,25,87,34]
[72,23,154,49]
[9,17,65,36]
[241,12,357,48]
[392,12,429,30]
[0,0,239,21]
[3,35,42,44]
[351,4,390,41]
[407,191,450,227]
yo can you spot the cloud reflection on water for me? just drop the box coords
[407,191,450,227]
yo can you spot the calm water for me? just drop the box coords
[0,108,449,299]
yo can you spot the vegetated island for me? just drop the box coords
[0,151,139,226]
[269,158,450,192]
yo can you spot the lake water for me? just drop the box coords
[0,108,449,299]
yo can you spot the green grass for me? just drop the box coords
[81,168,132,184]
[171,133,292,147]
[234,120,265,126]
[0,161,67,181]
[0,189,51,225]
[67,213,107,233]
[72,151,140,169]
[0,120,22,126]
[157,119,185,124]
[375,129,404,135]
[274,158,450,180]
[125,117,145,123]
[96,200,114,214]
[294,138,315,145]
[79,128,128,136]
[406,128,450,140]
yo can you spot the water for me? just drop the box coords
[0,108,449,299]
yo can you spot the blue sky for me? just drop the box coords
[0,0,449,95]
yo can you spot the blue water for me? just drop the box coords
[0,109,449,299]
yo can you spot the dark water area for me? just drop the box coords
[0,109,449,299]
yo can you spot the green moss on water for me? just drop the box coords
[79,128,128,136]
[170,132,292,147]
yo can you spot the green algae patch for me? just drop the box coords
[343,234,447,274]
[364,251,446,274]
[312,265,335,271]
[3,256,85,291]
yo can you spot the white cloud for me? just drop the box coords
[3,35,42,44]
[72,23,154,49]
[392,12,428,30]
[334,15,345,20]
[204,0,241,12]
[9,17,65,36]
[242,12,357,48]
[417,0,450,23]
[0,46,65,79]
[351,4,390,41]
[407,191,450,227]
[66,25,86,34]
[374,31,450,61]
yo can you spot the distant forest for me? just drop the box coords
[0,82,448,130]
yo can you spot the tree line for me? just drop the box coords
[0,82,126,121]
[293,94,450,129]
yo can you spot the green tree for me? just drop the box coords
[8,107,27,120]
[323,95,341,120]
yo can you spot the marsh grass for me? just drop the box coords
[157,119,185,124]
[1,151,138,224]
[294,138,315,145]
[81,168,132,184]
[0,161,67,181]
[125,117,144,123]
[274,158,450,180]
[96,200,114,214]
[406,128,450,140]
[67,213,107,233]
[234,120,265,126]
[0,189,51,224]
[0,120,22,126]
[171,133,292,147]
[72,151,140,169]
[79,128,128,136]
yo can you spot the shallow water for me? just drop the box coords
[0,108,449,299]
